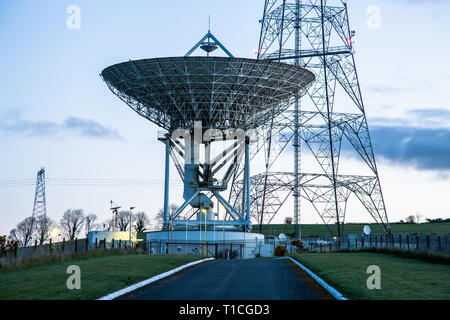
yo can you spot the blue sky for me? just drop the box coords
[1,0,450,235]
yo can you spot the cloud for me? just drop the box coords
[63,117,122,139]
[0,110,123,140]
[370,108,450,129]
[369,125,450,171]
[359,108,450,170]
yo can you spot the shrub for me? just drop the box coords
[274,245,287,256]
[291,240,304,249]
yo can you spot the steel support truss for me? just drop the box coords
[31,167,47,234]
[159,132,253,232]
[230,0,390,237]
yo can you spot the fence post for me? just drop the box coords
[329,242,332,252]
[320,243,323,253]
[49,238,52,255]
[95,238,98,249]
[104,238,106,250]
[355,238,358,249]
[119,239,122,248]
[75,238,78,253]
[347,238,350,250]
[406,235,410,250]
[85,237,88,252]
[112,239,115,249]
[62,238,65,253]
[34,240,38,249]
[438,236,441,251]
[14,243,18,257]
[362,237,364,248]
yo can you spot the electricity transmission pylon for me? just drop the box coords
[230,0,391,237]
[32,168,47,223]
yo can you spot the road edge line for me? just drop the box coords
[97,257,215,300]
[281,256,348,300]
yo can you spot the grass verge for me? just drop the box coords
[340,247,450,265]
[0,254,204,300]
[0,249,139,271]
[290,252,450,300]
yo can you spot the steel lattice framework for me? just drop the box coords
[101,57,314,132]
[32,168,47,231]
[230,0,391,237]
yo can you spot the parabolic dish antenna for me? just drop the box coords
[101,56,315,132]
[101,34,315,234]
[363,225,371,236]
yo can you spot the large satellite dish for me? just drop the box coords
[363,225,371,236]
[101,57,315,132]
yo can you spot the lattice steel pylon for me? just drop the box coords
[32,167,47,223]
[230,0,391,237]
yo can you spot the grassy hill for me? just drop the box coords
[252,222,450,236]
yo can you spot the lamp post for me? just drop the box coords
[129,206,135,248]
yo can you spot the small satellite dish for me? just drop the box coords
[279,233,287,240]
[363,225,371,236]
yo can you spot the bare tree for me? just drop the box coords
[100,218,114,231]
[153,204,179,230]
[34,216,55,245]
[405,215,416,224]
[85,213,98,236]
[116,210,131,231]
[60,209,85,240]
[133,212,149,233]
[415,213,423,224]
[8,216,35,247]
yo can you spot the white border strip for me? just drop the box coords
[280,257,348,300]
[97,258,214,300]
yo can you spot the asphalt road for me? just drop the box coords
[119,258,327,300]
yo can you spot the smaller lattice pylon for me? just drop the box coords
[31,167,47,233]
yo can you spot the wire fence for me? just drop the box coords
[0,237,136,265]
[143,239,297,259]
[301,233,450,254]
[2,232,448,266]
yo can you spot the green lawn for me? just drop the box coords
[252,222,450,236]
[0,254,204,300]
[290,252,450,300]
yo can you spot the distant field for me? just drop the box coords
[0,253,203,300]
[290,252,450,300]
[252,222,450,236]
